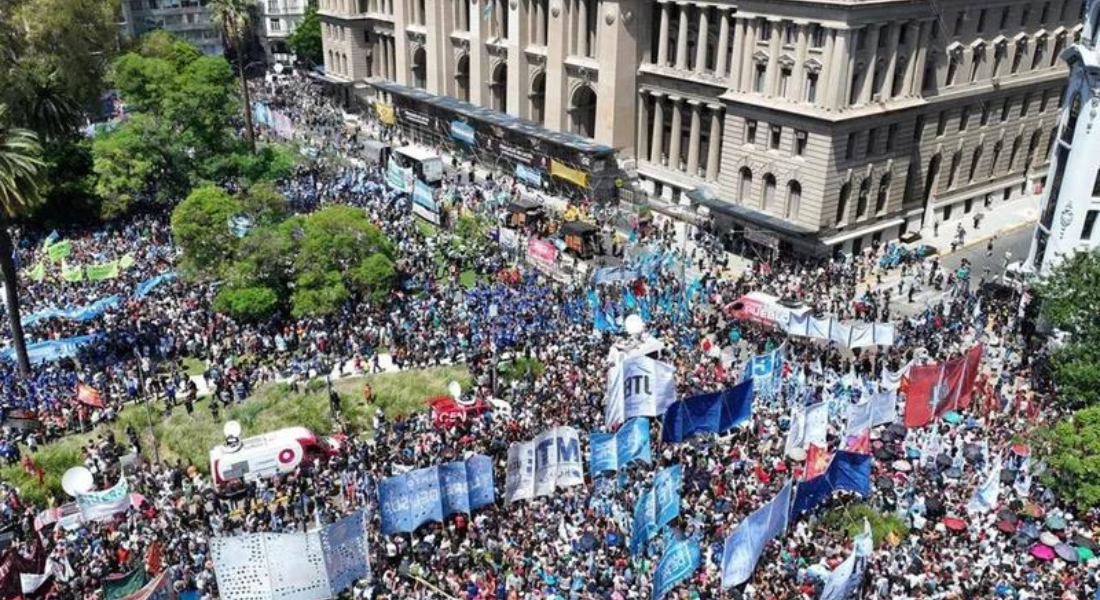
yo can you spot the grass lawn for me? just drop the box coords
[2,365,469,505]
[181,357,206,377]
[415,219,436,238]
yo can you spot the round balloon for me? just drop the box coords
[728,329,741,343]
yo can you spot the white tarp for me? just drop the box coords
[783,313,895,349]
[505,426,584,503]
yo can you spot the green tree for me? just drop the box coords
[1038,404,1100,508]
[170,185,241,277]
[4,60,82,142]
[136,30,202,70]
[163,56,237,155]
[108,53,177,114]
[210,0,257,153]
[238,183,288,226]
[287,3,322,65]
[214,285,280,321]
[350,253,396,305]
[1036,249,1100,408]
[0,106,45,376]
[92,114,188,218]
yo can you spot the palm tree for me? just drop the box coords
[10,68,81,142]
[211,0,257,153]
[0,105,44,377]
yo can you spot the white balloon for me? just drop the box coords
[624,314,645,336]
[223,420,242,439]
[61,467,94,497]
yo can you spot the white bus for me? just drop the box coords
[393,145,444,184]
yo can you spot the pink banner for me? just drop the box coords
[526,239,557,264]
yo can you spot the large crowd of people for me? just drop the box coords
[0,70,1094,600]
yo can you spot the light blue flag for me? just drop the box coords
[652,537,701,600]
[967,458,1002,515]
[591,418,653,477]
[820,519,873,600]
[630,489,657,555]
[743,346,784,400]
[654,465,683,530]
[721,480,793,589]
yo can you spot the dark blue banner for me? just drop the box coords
[790,451,872,516]
[662,379,754,443]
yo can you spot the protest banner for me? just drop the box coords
[505,426,583,503]
[76,476,130,521]
[662,379,754,443]
[721,480,792,588]
[379,454,494,534]
[604,355,677,427]
[589,417,651,477]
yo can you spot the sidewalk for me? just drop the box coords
[914,194,1040,255]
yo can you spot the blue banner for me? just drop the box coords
[378,454,495,534]
[515,164,542,187]
[589,418,651,477]
[592,265,639,286]
[721,479,792,589]
[790,451,872,516]
[631,465,683,555]
[22,295,121,326]
[662,379,754,443]
[652,537,701,600]
[319,510,371,594]
[451,120,476,145]
[1,334,100,365]
[135,272,177,298]
[743,347,783,400]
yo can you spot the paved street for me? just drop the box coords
[876,223,1035,316]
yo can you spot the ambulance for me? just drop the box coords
[209,426,341,488]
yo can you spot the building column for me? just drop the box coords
[908,20,930,96]
[594,0,639,149]
[766,20,780,96]
[880,22,901,100]
[859,24,881,105]
[392,0,409,84]
[695,6,709,73]
[543,0,569,130]
[791,23,808,101]
[577,0,588,56]
[705,105,723,181]
[675,3,690,70]
[668,96,683,170]
[715,9,730,78]
[637,90,650,162]
[686,101,702,176]
[825,29,848,110]
[651,93,666,164]
[738,18,758,92]
[656,2,670,66]
[507,0,530,116]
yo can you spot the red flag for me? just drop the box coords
[903,345,983,427]
[845,430,871,455]
[804,444,832,480]
[75,384,105,409]
[144,542,163,576]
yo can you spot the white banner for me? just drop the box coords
[505,426,584,503]
[75,476,130,522]
[784,314,894,349]
[604,356,678,427]
[212,531,332,600]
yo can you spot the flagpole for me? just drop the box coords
[134,348,161,465]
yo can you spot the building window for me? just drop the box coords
[739,167,753,201]
[954,10,966,35]
[990,140,1003,177]
[810,24,826,48]
[960,106,970,131]
[770,125,782,150]
[1000,6,1011,29]
[936,111,948,136]
[1020,5,1031,26]
[977,8,987,32]
[947,55,961,86]
[1001,98,1011,122]
[866,128,877,155]
[745,119,757,144]
[887,123,898,151]
[948,151,962,188]
[795,130,807,156]
[778,67,791,97]
[856,178,871,219]
[836,182,851,223]
[969,48,983,82]
[754,64,767,93]
[1032,39,1046,70]
[1040,1,1051,22]
[786,181,802,219]
[914,115,925,141]
[1009,136,1021,171]
[876,174,890,213]
[845,132,856,159]
[270,18,280,31]
[763,174,777,210]
[1012,44,1026,74]
[806,71,819,103]
[1083,210,1100,240]
[783,21,797,45]
[1092,169,1100,196]
[1021,93,1032,116]
[1041,89,1051,113]
[968,146,983,182]
[759,19,772,41]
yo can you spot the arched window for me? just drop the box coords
[763,173,777,211]
[491,63,508,112]
[411,47,427,88]
[875,174,890,213]
[738,167,753,202]
[455,55,470,101]
[836,182,851,223]
[856,178,870,219]
[529,72,546,124]
[786,180,802,220]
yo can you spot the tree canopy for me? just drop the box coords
[287,4,323,65]
[1036,249,1100,408]
[1039,404,1100,509]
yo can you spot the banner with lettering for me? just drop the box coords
[76,476,130,522]
[319,510,371,595]
[46,239,72,262]
[379,454,495,534]
[505,426,584,503]
[604,355,678,426]
[630,465,683,555]
[589,417,652,477]
[86,260,121,281]
[652,537,701,600]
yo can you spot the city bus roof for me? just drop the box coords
[395,145,440,162]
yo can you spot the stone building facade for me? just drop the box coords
[321,0,1084,255]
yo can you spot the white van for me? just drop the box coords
[393,145,444,184]
[209,426,341,488]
